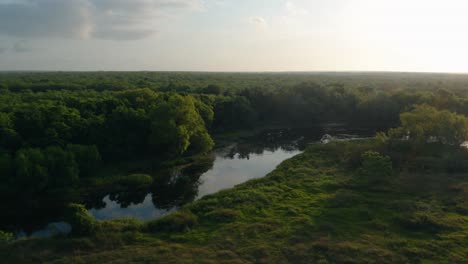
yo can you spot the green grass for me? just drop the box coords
[2,140,467,263]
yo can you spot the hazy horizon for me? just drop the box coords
[1,0,468,72]
[3,70,468,74]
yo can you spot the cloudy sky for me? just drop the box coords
[1,0,468,72]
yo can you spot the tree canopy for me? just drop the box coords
[389,105,468,145]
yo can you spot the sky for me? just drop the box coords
[1,0,468,72]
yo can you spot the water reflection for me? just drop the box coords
[88,132,306,221]
[195,147,301,199]
[89,156,214,220]
[89,195,175,220]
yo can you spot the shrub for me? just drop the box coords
[328,189,360,208]
[117,174,153,188]
[0,230,13,244]
[396,212,458,232]
[204,208,240,222]
[100,218,144,232]
[146,210,198,233]
[359,151,393,179]
[65,203,97,235]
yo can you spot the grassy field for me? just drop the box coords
[2,140,467,263]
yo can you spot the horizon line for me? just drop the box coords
[2,70,468,75]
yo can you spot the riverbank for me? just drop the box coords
[5,125,370,236]
[3,139,467,263]
[2,126,311,236]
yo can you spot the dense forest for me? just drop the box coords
[0,72,467,263]
[1,73,468,190]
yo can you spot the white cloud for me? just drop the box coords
[249,16,267,26]
[249,16,268,30]
[0,0,204,41]
[285,1,309,16]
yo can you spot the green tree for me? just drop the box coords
[44,146,79,188]
[103,105,150,159]
[202,84,224,95]
[213,96,256,129]
[67,144,101,178]
[0,153,13,183]
[194,100,214,129]
[389,104,468,145]
[0,113,20,151]
[15,148,49,193]
[149,94,214,156]
[13,103,82,147]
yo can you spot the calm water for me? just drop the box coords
[89,147,302,221]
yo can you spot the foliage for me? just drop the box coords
[389,104,468,145]
[116,174,153,188]
[0,88,214,201]
[146,210,198,233]
[66,144,101,177]
[201,84,224,95]
[0,230,13,244]
[1,72,468,262]
[358,151,393,179]
[0,153,13,182]
[194,99,214,129]
[65,203,97,236]
[14,148,49,193]
[8,145,98,197]
[148,93,214,156]
[213,96,257,130]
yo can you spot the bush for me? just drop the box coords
[359,151,393,180]
[0,230,13,244]
[204,208,240,222]
[146,210,198,233]
[396,212,458,232]
[117,174,153,188]
[65,203,97,235]
[328,189,360,208]
[100,218,144,232]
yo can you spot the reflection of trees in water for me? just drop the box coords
[108,190,148,208]
[224,128,325,160]
[86,155,215,211]
[150,157,214,209]
[150,172,200,210]
[86,180,152,209]
[84,187,150,209]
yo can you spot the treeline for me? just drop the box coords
[212,82,468,129]
[4,71,468,93]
